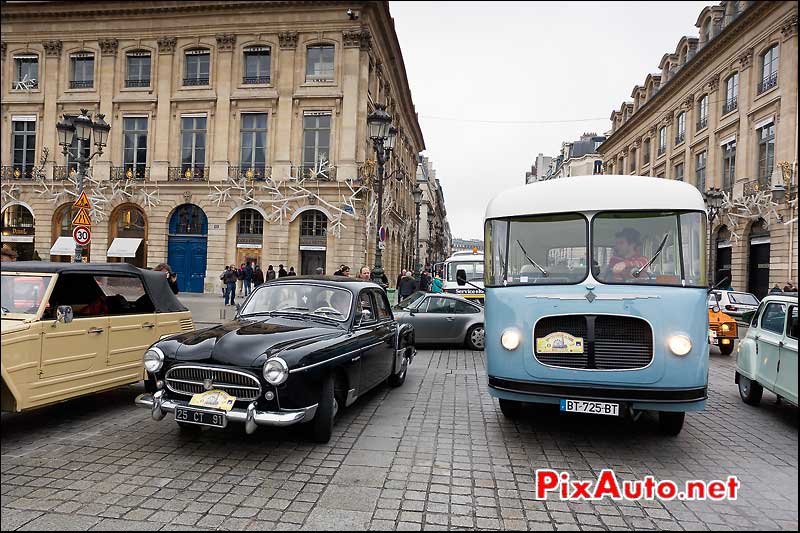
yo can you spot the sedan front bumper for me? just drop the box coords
[135,390,317,434]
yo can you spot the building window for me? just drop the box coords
[723,73,738,114]
[757,123,775,188]
[243,46,270,84]
[722,140,736,191]
[240,113,268,172]
[181,116,207,173]
[13,54,39,90]
[69,52,94,89]
[237,209,264,242]
[697,95,708,130]
[758,45,779,94]
[675,112,685,144]
[184,49,210,86]
[695,151,706,191]
[300,210,327,237]
[125,51,151,88]
[629,148,636,174]
[674,162,684,181]
[593,160,602,175]
[302,113,331,171]
[702,19,711,43]
[11,119,36,179]
[122,117,148,178]
[306,45,334,82]
[657,127,666,155]
[643,138,650,165]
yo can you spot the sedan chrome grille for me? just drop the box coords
[165,365,262,401]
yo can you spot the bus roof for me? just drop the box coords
[485,175,707,219]
[446,253,484,261]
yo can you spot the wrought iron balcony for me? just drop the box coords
[125,78,151,88]
[757,72,778,95]
[168,166,209,181]
[722,97,737,115]
[111,166,149,181]
[229,165,271,181]
[52,166,78,181]
[69,80,93,89]
[675,132,685,145]
[183,77,209,86]
[243,76,270,85]
[1,165,35,180]
[697,117,708,130]
[291,165,337,181]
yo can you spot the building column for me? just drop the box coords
[151,37,176,182]
[41,40,62,179]
[272,32,298,180]
[211,33,235,181]
[736,48,755,180]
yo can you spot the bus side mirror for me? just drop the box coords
[741,310,755,324]
[56,305,73,324]
[456,269,467,286]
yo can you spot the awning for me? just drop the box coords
[107,238,142,258]
[50,236,76,256]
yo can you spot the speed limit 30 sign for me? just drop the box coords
[73,225,91,246]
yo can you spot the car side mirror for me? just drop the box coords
[741,310,755,324]
[357,309,372,325]
[56,305,73,324]
[712,305,720,313]
[456,269,467,286]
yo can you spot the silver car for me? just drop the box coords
[393,291,485,350]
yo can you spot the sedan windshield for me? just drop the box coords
[1,274,52,316]
[241,284,353,321]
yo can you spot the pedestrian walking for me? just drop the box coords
[397,270,418,301]
[396,269,407,290]
[278,264,288,277]
[431,273,444,293]
[770,284,782,294]
[223,265,238,305]
[220,266,229,297]
[418,269,432,292]
[783,280,796,292]
[154,263,179,294]
[254,265,265,286]
[243,261,254,296]
[266,264,277,281]
[287,266,297,276]
[236,263,245,296]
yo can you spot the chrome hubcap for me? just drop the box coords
[472,328,485,349]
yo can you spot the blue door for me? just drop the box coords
[167,204,208,293]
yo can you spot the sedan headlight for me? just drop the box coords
[263,357,288,386]
[501,329,521,351]
[144,346,165,373]
[720,323,730,332]
[667,335,692,356]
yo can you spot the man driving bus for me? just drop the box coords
[604,228,648,282]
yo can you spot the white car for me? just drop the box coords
[708,290,760,321]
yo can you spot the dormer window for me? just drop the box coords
[184,48,210,86]
[13,54,39,90]
[70,51,94,89]
[243,46,271,84]
[306,45,334,82]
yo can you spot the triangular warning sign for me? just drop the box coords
[72,208,92,226]
[73,191,91,209]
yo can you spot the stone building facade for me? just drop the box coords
[599,1,798,298]
[0,1,427,292]
[416,155,452,270]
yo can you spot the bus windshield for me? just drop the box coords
[447,261,483,282]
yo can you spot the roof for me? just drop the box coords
[485,175,707,219]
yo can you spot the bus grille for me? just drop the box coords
[534,315,653,370]
[165,365,262,401]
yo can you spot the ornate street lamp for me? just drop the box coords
[704,187,725,285]
[55,108,111,262]
[412,183,423,272]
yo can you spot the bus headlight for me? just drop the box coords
[501,329,521,351]
[667,335,692,356]
[263,357,288,386]
[144,347,165,373]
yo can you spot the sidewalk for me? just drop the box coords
[177,291,244,327]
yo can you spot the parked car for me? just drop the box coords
[1,262,193,413]
[707,297,739,356]
[735,293,797,407]
[709,290,760,321]
[135,277,415,443]
[393,291,484,350]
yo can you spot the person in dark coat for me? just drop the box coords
[266,265,276,281]
[253,265,265,286]
[418,269,432,292]
[287,266,297,276]
[397,271,418,301]
[154,263,179,294]
[223,265,238,305]
[243,261,254,296]
[278,264,288,277]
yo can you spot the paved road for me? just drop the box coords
[2,338,797,531]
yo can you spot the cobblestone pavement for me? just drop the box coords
[1,346,797,531]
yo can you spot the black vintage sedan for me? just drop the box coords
[135,277,415,442]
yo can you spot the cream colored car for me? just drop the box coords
[1,262,193,413]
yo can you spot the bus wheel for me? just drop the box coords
[658,411,685,436]
[719,342,734,356]
[499,399,522,418]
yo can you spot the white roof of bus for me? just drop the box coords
[485,175,707,219]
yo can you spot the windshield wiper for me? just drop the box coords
[516,239,548,277]
[633,233,670,278]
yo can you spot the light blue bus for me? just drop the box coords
[483,175,708,435]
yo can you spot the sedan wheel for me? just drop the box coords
[310,374,336,443]
[388,355,408,388]
[466,325,485,350]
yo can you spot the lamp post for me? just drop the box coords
[56,108,110,263]
[412,183,423,272]
[426,210,434,268]
[704,187,724,285]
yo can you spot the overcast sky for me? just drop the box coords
[390,1,710,240]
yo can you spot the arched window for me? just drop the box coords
[169,204,207,235]
[697,95,709,129]
[109,204,146,267]
[184,48,210,86]
[758,44,778,94]
[237,209,264,246]
[52,204,89,262]
[1,204,35,260]
[300,210,327,238]
[702,19,711,43]
[675,112,686,144]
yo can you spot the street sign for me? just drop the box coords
[72,225,91,246]
[72,208,92,226]
[378,241,386,251]
[73,191,92,209]
[379,226,386,242]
